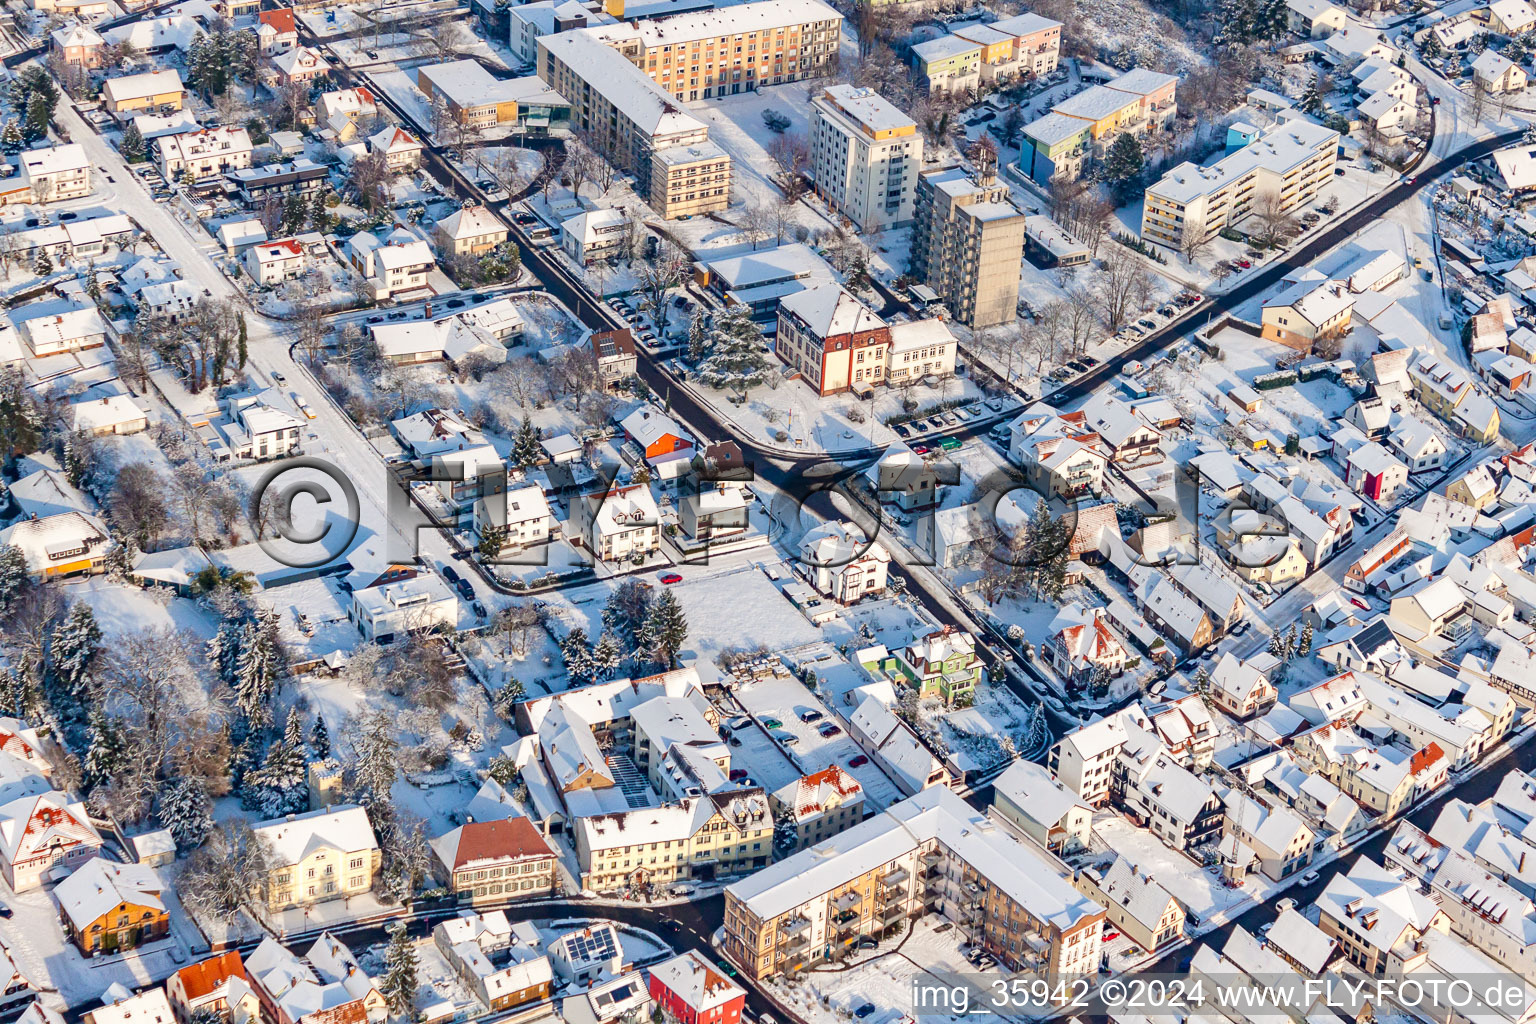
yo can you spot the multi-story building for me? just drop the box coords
[225,159,329,205]
[166,952,259,1024]
[909,164,1026,329]
[252,804,381,912]
[723,786,1103,986]
[157,126,254,181]
[417,59,567,130]
[647,951,745,1024]
[19,144,91,203]
[1075,857,1184,953]
[1141,120,1338,250]
[774,283,890,395]
[911,36,981,95]
[242,236,313,287]
[809,84,921,232]
[576,791,772,892]
[1316,857,1447,975]
[650,141,732,219]
[770,766,865,852]
[912,12,1061,94]
[347,231,436,301]
[1019,68,1177,184]
[430,817,559,904]
[592,329,637,391]
[0,790,103,891]
[50,24,104,67]
[799,521,889,603]
[245,936,386,1024]
[570,484,660,561]
[991,760,1092,854]
[434,914,552,1013]
[100,69,184,115]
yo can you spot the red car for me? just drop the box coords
[1104,930,1120,941]
[819,724,842,737]
[911,444,930,455]
[1349,597,1369,610]
[849,754,869,768]
[1236,259,1252,269]
[658,572,683,584]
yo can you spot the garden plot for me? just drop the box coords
[661,565,823,682]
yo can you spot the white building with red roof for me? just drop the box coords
[243,236,310,287]
[646,951,745,1024]
[257,8,297,54]
[0,789,103,891]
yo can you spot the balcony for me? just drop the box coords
[878,905,904,926]
[834,891,862,912]
[834,910,860,933]
[780,915,811,936]
[781,931,811,954]
[921,851,942,867]
[881,867,909,887]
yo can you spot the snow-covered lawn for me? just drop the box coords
[665,564,824,681]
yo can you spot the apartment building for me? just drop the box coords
[1047,715,1128,807]
[723,786,1104,986]
[156,126,254,180]
[909,164,1026,329]
[1141,120,1339,250]
[252,805,381,911]
[577,791,772,892]
[650,141,732,218]
[774,282,890,395]
[912,12,1060,94]
[1018,68,1177,184]
[1316,857,1449,975]
[537,33,724,217]
[430,817,558,904]
[809,84,922,232]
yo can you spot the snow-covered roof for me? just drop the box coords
[1086,856,1177,933]
[101,69,183,104]
[647,951,744,1012]
[993,759,1088,828]
[251,804,377,866]
[87,988,175,1024]
[55,858,162,931]
[728,785,1096,931]
[813,83,916,134]
[436,204,506,241]
[539,32,706,139]
[1148,120,1338,205]
[778,282,884,338]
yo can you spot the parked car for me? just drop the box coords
[455,578,475,601]
[1300,870,1321,884]
[849,754,869,768]
[819,723,842,737]
[442,564,461,585]
[855,1006,876,1019]
[763,718,783,730]
[658,572,683,584]
[798,709,823,722]
[271,371,286,384]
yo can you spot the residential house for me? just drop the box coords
[769,766,865,853]
[245,935,385,1024]
[350,576,459,642]
[243,237,311,287]
[51,24,104,67]
[1044,604,1128,685]
[101,70,184,115]
[19,144,91,203]
[472,484,555,555]
[367,126,424,173]
[798,521,889,604]
[251,805,381,911]
[1345,441,1410,503]
[54,859,168,955]
[1222,793,1316,881]
[268,47,327,89]
[0,512,114,579]
[434,205,508,258]
[0,790,103,891]
[591,329,637,393]
[1075,857,1184,952]
[1315,856,1448,974]
[167,952,260,1024]
[71,395,147,437]
[157,126,253,180]
[991,759,1091,854]
[570,484,660,562]
[347,231,436,302]
[433,914,552,1013]
[1261,279,1354,353]
[257,8,297,54]
[1207,652,1278,719]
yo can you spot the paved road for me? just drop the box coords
[1052,128,1527,404]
